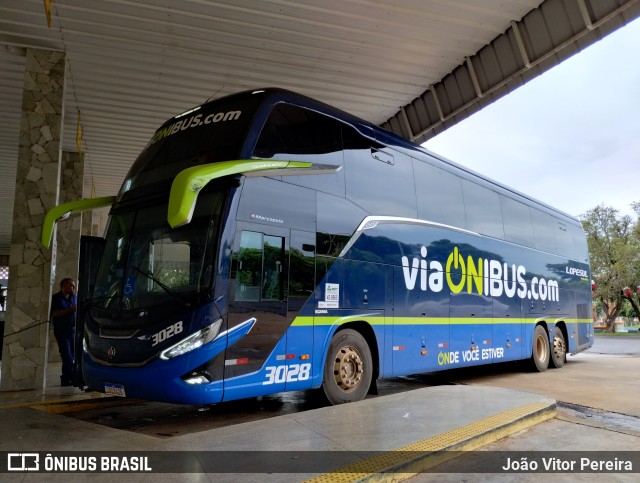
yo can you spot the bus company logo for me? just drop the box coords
[8,453,39,471]
[108,346,116,359]
[565,266,588,278]
[402,245,560,302]
[146,110,242,148]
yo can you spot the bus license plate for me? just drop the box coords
[104,382,126,397]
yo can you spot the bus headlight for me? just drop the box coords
[159,318,223,360]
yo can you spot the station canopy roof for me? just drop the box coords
[0,0,638,252]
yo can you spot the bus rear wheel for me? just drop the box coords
[550,326,566,368]
[530,325,550,372]
[322,329,372,405]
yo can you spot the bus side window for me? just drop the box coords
[252,103,345,196]
[461,180,504,239]
[236,231,263,302]
[500,195,534,247]
[253,102,341,159]
[569,223,589,263]
[262,235,283,301]
[413,159,466,228]
[531,209,558,253]
[556,221,573,259]
[235,231,285,302]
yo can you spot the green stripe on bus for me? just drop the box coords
[291,316,593,327]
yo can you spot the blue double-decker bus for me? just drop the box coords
[42,88,593,405]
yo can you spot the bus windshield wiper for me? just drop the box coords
[89,294,118,309]
[130,265,190,307]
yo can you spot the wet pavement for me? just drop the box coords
[0,336,638,482]
[409,404,640,482]
[408,336,640,482]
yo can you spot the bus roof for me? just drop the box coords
[170,88,581,226]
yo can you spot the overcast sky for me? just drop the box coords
[424,17,640,220]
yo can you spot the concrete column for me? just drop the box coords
[48,151,84,364]
[81,206,93,236]
[1,49,66,391]
[81,178,92,237]
[56,151,84,280]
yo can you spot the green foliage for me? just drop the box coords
[155,268,189,288]
[619,299,635,318]
[581,203,640,328]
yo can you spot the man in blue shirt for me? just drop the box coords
[50,278,77,386]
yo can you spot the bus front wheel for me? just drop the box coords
[530,325,550,372]
[322,329,373,405]
[550,326,566,368]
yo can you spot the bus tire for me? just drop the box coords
[530,325,550,372]
[550,325,566,368]
[322,329,372,405]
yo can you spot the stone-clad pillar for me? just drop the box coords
[56,152,84,280]
[1,49,66,391]
[48,151,84,365]
[82,205,93,236]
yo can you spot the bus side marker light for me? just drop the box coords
[299,354,310,360]
[276,354,297,361]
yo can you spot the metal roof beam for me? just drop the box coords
[384,0,640,144]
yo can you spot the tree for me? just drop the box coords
[624,202,640,322]
[621,288,640,321]
[580,203,640,332]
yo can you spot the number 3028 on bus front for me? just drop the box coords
[262,363,311,385]
[151,321,183,347]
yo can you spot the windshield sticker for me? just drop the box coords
[124,276,136,296]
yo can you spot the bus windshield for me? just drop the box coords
[90,189,226,325]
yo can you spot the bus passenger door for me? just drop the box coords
[75,235,105,388]
[285,230,316,391]
[224,226,289,400]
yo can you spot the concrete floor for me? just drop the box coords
[0,383,555,482]
[1,337,638,482]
